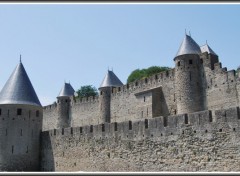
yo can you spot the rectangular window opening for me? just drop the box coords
[90,125,93,133]
[209,111,213,122]
[62,128,64,135]
[36,110,39,117]
[189,59,193,64]
[163,116,168,127]
[145,119,148,129]
[102,124,105,132]
[184,114,188,124]
[80,127,83,134]
[129,121,132,130]
[114,122,118,131]
[71,127,73,134]
[17,108,22,116]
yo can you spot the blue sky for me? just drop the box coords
[0,3,239,106]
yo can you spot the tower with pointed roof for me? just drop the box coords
[174,34,205,114]
[56,82,75,128]
[99,70,123,123]
[0,59,42,171]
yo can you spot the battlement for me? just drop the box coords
[70,95,99,105]
[111,68,174,97]
[43,102,57,110]
[45,106,240,141]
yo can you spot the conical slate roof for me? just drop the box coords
[99,70,123,88]
[175,34,201,57]
[58,83,75,97]
[0,61,41,107]
[200,44,217,56]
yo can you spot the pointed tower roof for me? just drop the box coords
[0,61,41,107]
[200,44,217,56]
[58,83,75,98]
[99,70,123,89]
[175,34,201,58]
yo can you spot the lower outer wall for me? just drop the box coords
[41,116,240,171]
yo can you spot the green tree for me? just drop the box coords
[76,85,98,98]
[127,66,171,83]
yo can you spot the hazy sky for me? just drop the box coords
[0,3,239,106]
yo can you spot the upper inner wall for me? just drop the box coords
[42,53,240,130]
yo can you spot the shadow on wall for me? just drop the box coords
[40,131,55,171]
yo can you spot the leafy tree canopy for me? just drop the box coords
[76,85,98,98]
[127,66,171,83]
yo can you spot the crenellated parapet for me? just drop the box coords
[45,106,240,142]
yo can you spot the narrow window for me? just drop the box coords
[200,59,203,64]
[166,71,169,77]
[36,110,39,117]
[0,109,1,115]
[177,61,180,66]
[189,71,192,81]
[145,78,148,84]
[144,96,146,102]
[17,108,22,115]
[155,75,158,79]
[102,124,105,132]
[114,122,118,131]
[12,145,14,154]
[100,91,103,95]
[184,114,188,124]
[129,121,132,130]
[141,111,143,118]
[127,84,129,89]
[189,59,193,64]
[135,81,138,86]
[112,88,114,93]
[90,125,93,133]
[62,128,64,135]
[145,119,148,129]
[54,129,56,135]
[80,127,82,134]
[65,99,68,103]
[163,116,167,127]
[209,111,213,122]
[118,87,121,92]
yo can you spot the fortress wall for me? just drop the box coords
[43,103,58,131]
[70,96,100,127]
[206,63,238,111]
[41,106,240,172]
[110,69,176,123]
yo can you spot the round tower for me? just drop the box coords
[99,70,123,123]
[57,82,75,128]
[0,59,42,171]
[174,34,205,114]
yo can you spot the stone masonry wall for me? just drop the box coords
[205,63,239,111]
[41,106,240,172]
[43,103,58,131]
[70,96,100,127]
